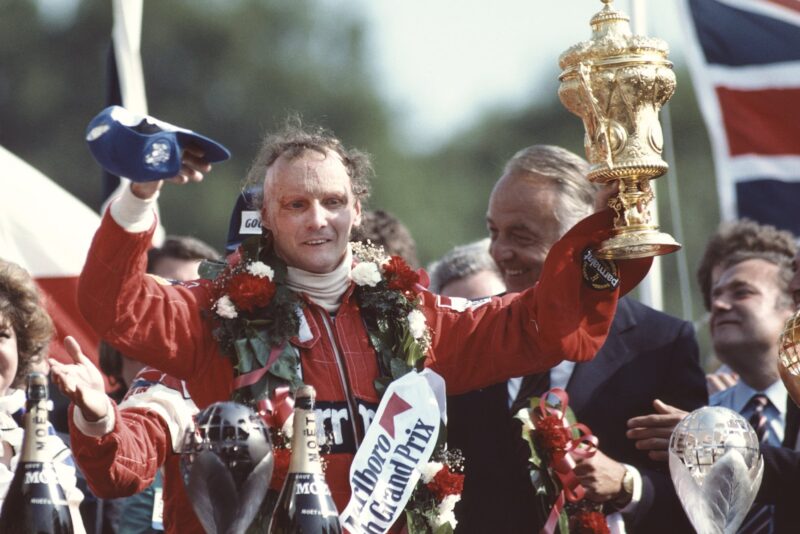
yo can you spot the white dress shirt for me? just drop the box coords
[709,377,787,447]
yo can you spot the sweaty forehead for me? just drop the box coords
[264,149,350,196]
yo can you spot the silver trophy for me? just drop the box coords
[668,406,763,534]
[181,401,274,534]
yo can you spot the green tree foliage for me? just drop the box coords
[2,0,719,362]
[1,0,395,250]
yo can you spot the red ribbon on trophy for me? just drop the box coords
[531,388,598,534]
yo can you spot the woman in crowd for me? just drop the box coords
[0,258,84,531]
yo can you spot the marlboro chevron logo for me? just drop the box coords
[340,370,444,534]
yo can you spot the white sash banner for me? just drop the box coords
[339,369,444,534]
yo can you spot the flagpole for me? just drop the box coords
[111,0,147,114]
[628,0,664,312]
[101,0,146,219]
[103,0,165,244]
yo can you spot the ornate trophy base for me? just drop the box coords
[595,225,681,260]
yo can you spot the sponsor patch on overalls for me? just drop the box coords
[581,247,619,291]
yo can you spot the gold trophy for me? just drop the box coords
[779,312,800,407]
[559,0,681,259]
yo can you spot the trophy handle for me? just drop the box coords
[577,62,614,170]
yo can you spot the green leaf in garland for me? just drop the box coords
[234,338,257,374]
[390,356,412,380]
[198,259,227,281]
[367,330,385,354]
[261,244,289,283]
[433,523,454,534]
[404,510,429,534]
[248,329,271,368]
[373,377,391,398]
[405,342,425,369]
[558,506,570,534]
[267,344,303,391]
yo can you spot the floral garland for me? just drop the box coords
[406,448,466,533]
[201,237,456,531]
[349,241,432,396]
[516,388,609,534]
[201,236,433,405]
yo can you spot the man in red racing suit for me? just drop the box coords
[77,202,644,512]
[75,124,649,514]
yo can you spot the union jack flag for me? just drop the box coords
[679,0,800,233]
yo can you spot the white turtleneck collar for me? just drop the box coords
[286,245,353,314]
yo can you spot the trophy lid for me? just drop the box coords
[559,0,670,72]
[590,0,630,31]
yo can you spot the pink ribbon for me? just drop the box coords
[231,344,286,389]
[533,388,598,534]
[256,386,294,430]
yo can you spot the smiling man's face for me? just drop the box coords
[710,258,793,371]
[486,172,563,293]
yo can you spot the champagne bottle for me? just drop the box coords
[268,385,341,534]
[0,372,73,534]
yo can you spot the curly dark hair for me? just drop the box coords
[350,210,420,269]
[697,219,796,310]
[243,115,372,210]
[0,260,54,389]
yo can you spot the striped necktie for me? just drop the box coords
[748,394,769,443]
[739,394,772,534]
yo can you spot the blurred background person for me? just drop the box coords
[146,235,221,283]
[52,335,201,534]
[427,237,509,534]
[696,220,798,396]
[350,209,421,269]
[701,220,795,533]
[428,238,504,298]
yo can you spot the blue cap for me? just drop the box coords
[225,186,263,254]
[86,106,231,183]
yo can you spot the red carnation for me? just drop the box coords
[270,447,291,491]
[227,272,275,311]
[571,511,610,534]
[383,255,419,292]
[426,464,464,502]
[534,415,569,459]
